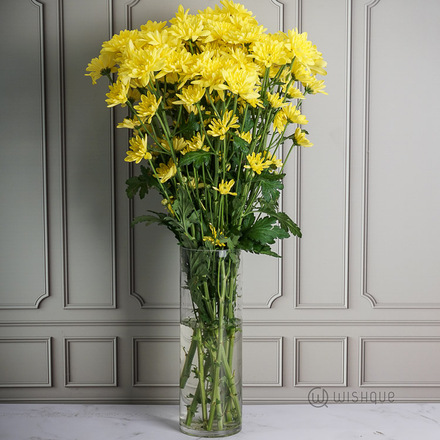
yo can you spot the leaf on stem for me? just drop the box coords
[125,165,159,199]
[179,150,212,168]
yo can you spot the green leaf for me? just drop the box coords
[131,214,161,227]
[241,213,255,231]
[239,238,280,258]
[260,173,284,202]
[179,151,212,168]
[126,175,146,199]
[179,112,200,139]
[260,209,302,238]
[243,216,289,246]
[125,165,159,199]
[231,134,250,153]
[242,112,254,133]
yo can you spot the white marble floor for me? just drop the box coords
[0,403,439,440]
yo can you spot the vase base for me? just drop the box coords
[180,423,241,438]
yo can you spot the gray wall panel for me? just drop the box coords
[61,0,116,308]
[1,0,440,404]
[0,0,48,309]
[0,338,51,387]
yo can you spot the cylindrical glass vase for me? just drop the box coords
[179,247,242,437]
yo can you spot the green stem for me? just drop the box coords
[185,353,212,427]
[196,327,208,423]
[185,381,201,426]
[219,344,242,421]
[207,259,227,431]
[180,333,197,389]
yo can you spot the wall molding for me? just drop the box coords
[360,0,440,309]
[360,337,440,387]
[4,319,440,327]
[294,337,347,387]
[59,0,117,309]
[3,396,440,404]
[0,338,52,388]
[246,0,285,309]
[64,337,118,387]
[270,0,284,32]
[0,0,49,310]
[125,0,179,310]
[244,337,283,387]
[294,0,351,310]
[132,337,179,387]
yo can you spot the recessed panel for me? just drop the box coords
[361,338,440,386]
[295,337,347,386]
[128,0,284,309]
[64,338,117,386]
[0,0,48,308]
[133,338,179,386]
[364,0,440,307]
[243,337,282,386]
[62,0,115,307]
[0,338,51,387]
[296,0,349,307]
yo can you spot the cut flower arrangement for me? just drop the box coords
[86,0,326,436]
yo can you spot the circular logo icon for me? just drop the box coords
[308,387,329,408]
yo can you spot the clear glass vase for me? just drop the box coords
[179,247,242,437]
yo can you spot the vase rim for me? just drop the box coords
[180,246,240,256]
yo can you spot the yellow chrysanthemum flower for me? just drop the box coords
[201,20,234,44]
[191,53,229,97]
[207,110,240,140]
[101,29,139,54]
[244,152,271,174]
[181,133,209,155]
[287,29,321,69]
[237,131,252,144]
[251,34,291,68]
[117,117,146,130]
[161,197,175,216]
[133,91,162,123]
[173,84,205,106]
[124,135,152,163]
[187,177,205,189]
[118,43,166,87]
[294,127,313,147]
[155,158,177,183]
[213,179,237,196]
[155,48,193,80]
[284,85,305,99]
[266,92,286,109]
[220,0,254,18]
[304,77,328,95]
[169,5,211,42]
[291,59,314,84]
[263,151,283,168]
[283,104,308,125]
[140,29,178,47]
[106,80,129,107]
[140,20,167,33]
[222,67,261,106]
[225,21,267,45]
[309,57,327,76]
[273,104,308,133]
[85,53,117,84]
[273,110,287,134]
[203,224,226,247]
[160,136,187,153]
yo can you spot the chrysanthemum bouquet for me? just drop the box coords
[87,0,326,435]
